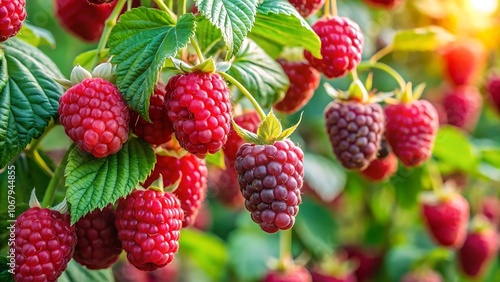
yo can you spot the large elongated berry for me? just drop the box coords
[0,0,26,42]
[384,100,438,167]
[443,85,482,132]
[166,72,232,158]
[224,110,261,164]
[304,16,364,78]
[130,83,174,145]
[74,206,122,269]
[115,189,183,271]
[235,140,304,233]
[274,59,321,114]
[59,77,130,158]
[143,154,208,227]
[420,190,469,248]
[325,101,384,170]
[14,207,77,281]
[289,0,325,18]
[458,221,498,278]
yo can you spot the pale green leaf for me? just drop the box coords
[17,23,56,48]
[73,49,110,71]
[392,26,454,51]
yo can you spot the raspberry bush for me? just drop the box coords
[1,0,500,281]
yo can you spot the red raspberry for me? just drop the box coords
[288,0,325,18]
[165,72,232,158]
[59,78,130,158]
[441,39,484,86]
[363,0,403,9]
[481,196,500,228]
[224,110,261,164]
[130,83,174,146]
[274,59,321,114]
[263,266,312,282]
[458,223,498,278]
[401,269,443,282]
[14,207,77,281]
[208,160,245,209]
[324,101,384,170]
[0,0,26,42]
[87,0,115,4]
[115,189,183,271]
[420,190,469,248]
[73,206,122,269]
[360,152,397,182]
[142,154,208,227]
[384,100,438,167]
[235,140,304,233]
[304,16,364,79]
[310,270,357,282]
[486,74,500,114]
[443,85,482,132]
[343,245,383,282]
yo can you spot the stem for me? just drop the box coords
[218,72,266,120]
[325,0,331,17]
[41,148,70,208]
[357,61,406,92]
[279,229,293,268]
[191,37,205,63]
[349,68,359,81]
[426,161,443,193]
[92,0,128,69]
[28,120,55,152]
[166,0,173,9]
[154,0,177,20]
[177,0,186,16]
[32,150,54,177]
[370,44,394,63]
[330,0,338,16]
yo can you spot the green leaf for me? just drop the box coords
[250,0,321,58]
[179,229,228,280]
[65,138,156,224]
[59,260,113,282]
[392,26,454,51]
[17,24,56,48]
[0,257,14,282]
[195,0,258,59]
[0,38,64,168]
[391,165,429,209]
[432,125,478,171]
[205,150,226,169]
[385,245,426,281]
[73,49,110,71]
[195,17,224,56]
[257,110,282,142]
[303,153,346,203]
[227,40,288,108]
[109,8,196,120]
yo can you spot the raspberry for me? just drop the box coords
[363,0,403,9]
[87,0,115,4]
[115,189,183,271]
[310,270,357,282]
[420,190,469,248]
[486,74,500,114]
[360,152,397,182]
[235,140,304,233]
[208,160,245,209]
[142,153,208,227]
[130,83,174,145]
[384,100,438,167]
[324,101,384,170]
[441,39,484,86]
[481,196,500,228]
[263,266,312,282]
[73,206,122,269]
[59,78,130,158]
[14,207,77,282]
[274,59,321,114]
[0,0,26,42]
[343,245,383,282]
[443,85,482,132]
[304,16,364,79]
[458,222,498,278]
[223,110,261,164]
[288,0,325,18]
[401,269,443,282]
[165,72,232,158]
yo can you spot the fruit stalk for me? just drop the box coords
[219,72,266,120]
[279,229,293,268]
[177,0,186,15]
[190,37,205,63]
[154,0,177,19]
[370,44,393,63]
[357,61,406,92]
[41,146,70,207]
[426,161,443,192]
[31,150,54,177]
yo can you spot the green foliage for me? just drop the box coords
[65,138,155,224]
[205,150,226,169]
[433,126,478,172]
[0,39,64,168]
[17,24,55,48]
[73,49,109,71]
[109,8,196,121]
[0,257,14,282]
[392,26,454,51]
[303,153,346,203]
[58,260,113,282]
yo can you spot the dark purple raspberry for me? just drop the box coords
[73,205,122,269]
[0,0,26,42]
[324,101,384,170]
[235,140,304,233]
[304,16,364,79]
[165,72,232,158]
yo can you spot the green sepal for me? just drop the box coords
[276,112,302,140]
[192,57,216,73]
[170,57,194,73]
[232,120,261,144]
[256,110,283,143]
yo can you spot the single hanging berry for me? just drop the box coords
[440,39,485,86]
[130,82,174,146]
[224,110,261,165]
[384,83,439,167]
[324,81,385,170]
[443,85,482,132]
[73,205,122,269]
[263,265,312,282]
[304,16,364,79]
[274,59,321,114]
[115,188,184,271]
[486,73,500,114]
[58,65,130,158]
[14,191,77,282]
[458,216,499,278]
[165,71,232,158]
[401,268,443,282]
[0,0,26,42]
[288,0,326,18]
[360,140,398,182]
[419,187,469,248]
[363,0,403,10]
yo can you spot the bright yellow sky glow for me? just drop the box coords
[469,0,498,14]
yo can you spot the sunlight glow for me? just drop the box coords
[469,0,498,14]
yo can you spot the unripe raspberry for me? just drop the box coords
[0,0,26,42]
